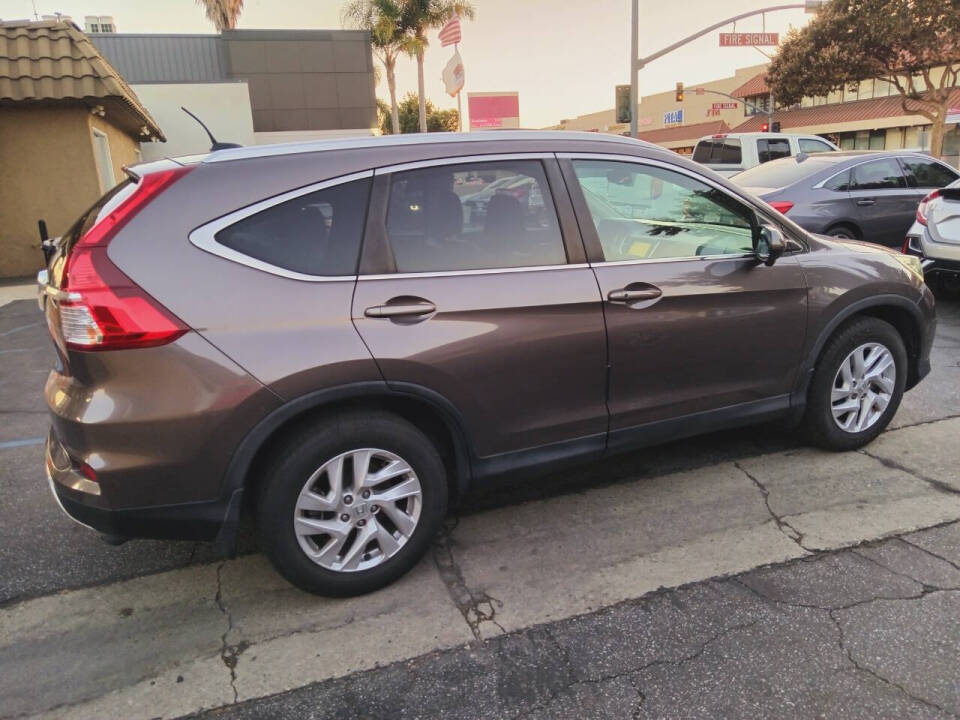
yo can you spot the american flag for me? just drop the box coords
[438,15,461,47]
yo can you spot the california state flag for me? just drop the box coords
[442,50,465,97]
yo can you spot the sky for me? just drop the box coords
[0,0,818,128]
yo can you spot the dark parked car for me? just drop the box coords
[731,150,959,245]
[39,132,934,596]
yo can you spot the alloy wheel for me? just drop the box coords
[830,342,896,433]
[293,448,422,572]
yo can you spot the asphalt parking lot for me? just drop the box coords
[1,289,959,719]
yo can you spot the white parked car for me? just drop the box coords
[692,132,838,177]
[904,178,960,294]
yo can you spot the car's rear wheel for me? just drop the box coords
[801,317,907,450]
[825,224,859,240]
[256,411,448,596]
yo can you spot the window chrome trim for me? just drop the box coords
[813,154,955,190]
[373,152,554,176]
[557,152,786,261]
[359,263,591,281]
[188,170,373,282]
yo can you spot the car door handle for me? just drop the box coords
[364,300,436,318]
[607,288,662,302]
[856,198,876,207]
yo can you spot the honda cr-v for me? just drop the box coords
[40,132,935,596]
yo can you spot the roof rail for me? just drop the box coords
[203,130,656,164]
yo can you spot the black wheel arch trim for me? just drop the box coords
[790,293,928,410]
[220,380,475,507]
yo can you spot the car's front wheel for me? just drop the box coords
[257,411,448,596]
[801,317,907,450]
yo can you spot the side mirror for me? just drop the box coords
[754,226,785,266]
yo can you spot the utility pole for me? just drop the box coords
[630,0,639,138]
[629,1,828,138]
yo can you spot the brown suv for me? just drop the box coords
[39,132,935,596]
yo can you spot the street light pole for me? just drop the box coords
[630,0,638,139]
[629,1,827,138]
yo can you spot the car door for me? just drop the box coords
[849,157,917,245]
[352,155,608,462]
[560,155,808,446]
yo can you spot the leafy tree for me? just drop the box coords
[342,0,416,135]
[767,0,960,157]
[380,92,458,134]
[195,0,244,31]
[399,1,475,132]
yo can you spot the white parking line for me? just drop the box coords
[0,437,45,450]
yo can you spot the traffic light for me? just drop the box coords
[761,122,769,132]
[771,121,782,132]
[675,82,684,103]
[615,84,631,124]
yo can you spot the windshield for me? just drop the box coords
[734,155,838,189]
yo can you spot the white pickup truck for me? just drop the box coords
[692,132,838,177]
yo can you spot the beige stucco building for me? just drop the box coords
[0,20,163,279]
[556,64,768,151]
[556,62,960,165]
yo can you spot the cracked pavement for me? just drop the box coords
[1,295,959,718]
[196,523,960,720]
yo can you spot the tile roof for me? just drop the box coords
[0,19,164,140]
[636,119,731,145]
[730,73,769,99]
[731,89,960,133]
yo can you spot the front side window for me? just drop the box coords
[215,177,371,276]
[571,160,754,262]
[799,138,833,154]
[384,160,566,273]
[851,159,906,190]
[900,158,958,188]
[757,138,791,164]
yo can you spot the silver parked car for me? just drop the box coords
[904,178,960,293]
[732,151,960,246]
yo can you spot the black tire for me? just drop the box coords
[256,410,448,596]
[825,224,859,240]
[801,317,907,451]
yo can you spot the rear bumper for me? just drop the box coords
[45,428,243,544]
[921,256,960,277]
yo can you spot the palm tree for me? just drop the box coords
[342,0,412,135]
[195,0,244,31]
[399,0,475,132]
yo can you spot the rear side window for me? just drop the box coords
[692,141,714,163]
[850,159,906,190]
[384,161,566,273]
[900,158,958,188]
[799,138,833,154]
[757,138,791,164]
[215,178,371,276]
[823,169,851,191]
[693,139,740,164]
[720,139,742,164]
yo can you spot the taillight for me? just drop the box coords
[768,201,794,215]
[916,189,939,226]
[59,166,192,351]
